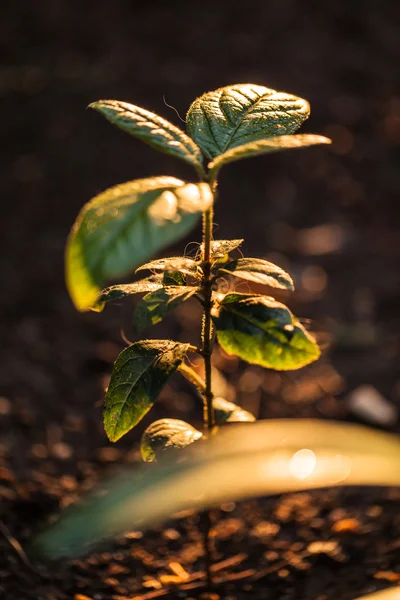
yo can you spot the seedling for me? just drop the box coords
[33,87,400,597]
[65,84,331,580]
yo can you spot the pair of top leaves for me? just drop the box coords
[66,83,331,311]
[89,83,329,176]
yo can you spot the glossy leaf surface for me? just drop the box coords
[98,278,163,303]
[200,239,244,261]
[136,256,201,279]
[209,134,331,177]
[219,258,294,290]
[213,397,256,424]
[104,340,189,442]
[33,420,400,559]
[66,177,212,311]
[133,287,198,331]
[140,418,203,462]
[90,100,204,173]
[212,293,320,370]
[186,84,310,159]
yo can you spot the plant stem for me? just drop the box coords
[201,205,215,588]
[178,362,206,394]
[202,207,215,433]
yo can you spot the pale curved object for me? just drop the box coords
[33,419,400,559]
[354,588,400,600]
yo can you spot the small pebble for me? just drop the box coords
[213,517,244,539]
[163,528,181,540]
[158,574,182,585]
[124,530,143,539]
[347,385,398,425]
[332,517,360,533]
[60,475,78,491]
[31,444,49,459]
[104,577,119,586]
[97,447,121,462]
[278,568,290,578]
[168,561,189,580]
[374,571,400,582]
[0,467,15,483]
[366,505,383,518]
[0,397,11,415]
[308,541,338,554]
[51,442,73,460]
[107,563,129,576]
[142,579,162,589]
[251,521,280,538]
[221,502,236,512]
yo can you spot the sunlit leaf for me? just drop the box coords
[104,340,189,442]
[213,397,256,424]
[141,418,203,462]
[136,256,201,279]
[212,293,320,370]
[33,419,400,559]
[90,100,204,174]
[163,270,186,286]
[186,84,310,159]
[219,258,294,290]
[199,239,244,261]
[133,287,198,331]
[209,134,331,178]
[66,177,212,311]
[98,278,163,303]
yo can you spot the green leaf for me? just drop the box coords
[33,419,400,559]
[141,418,203,462]
[104,340,189,442]
[209,134,332,178]
[200,239,244,261]
[66,177,212,311]
[90,100,204,174]
[213,397,256,424]
[186,84,310,159]
[212,293,320,370]
[133,287,198,331]
[219,258,294,290]
[136,256,201,279]
[98,278,163,303]
[163,270,186,286]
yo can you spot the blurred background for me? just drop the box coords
[1,0,400,536]
[1,1,400,598]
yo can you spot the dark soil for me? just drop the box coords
[1,1,400,599]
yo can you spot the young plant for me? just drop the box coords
[64,84,330,574]
[67,83,330,436]
[33,86,400,595]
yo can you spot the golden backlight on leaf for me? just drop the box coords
[354,588,400,600]
[34,420,400,560]
[147,184,212,226]
[148,191,179,224]
[289,449,317,479]
[177,183,213,213]
[264,449,351,485]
